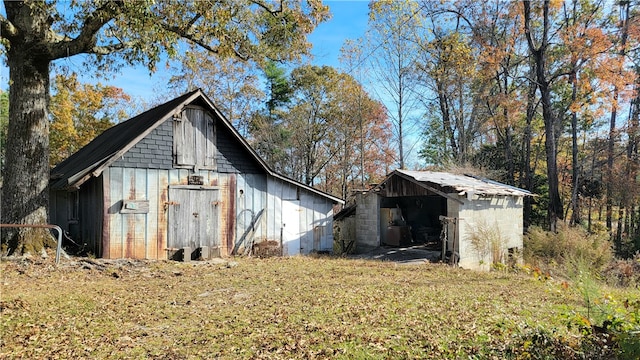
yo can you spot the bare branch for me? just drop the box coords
[90,42,128,55]
[49,1,124,60]
[249,0,283,15]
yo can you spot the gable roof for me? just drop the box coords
[386,169,532,197]
[50,89,343,204]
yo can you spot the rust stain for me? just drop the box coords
[129,175,136,200]
[158,177,169,260]
[126,215,135,258]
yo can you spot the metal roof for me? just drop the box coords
[49,89,344,204]
[396,169,532,197]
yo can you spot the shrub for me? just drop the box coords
[524,223,613,276]
[602,253,640,287]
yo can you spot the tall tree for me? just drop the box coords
[0,89,7,182]
[606,0,631,236]
[286,65,340,185]
[49,73,132,166]
[249,61,293,173]
[366,0,422,169]
[522,0,565,232]
[416,28,483,165]
[168,48,263,137]
[340,39,368,188]
[0,0,329,255]
[324,81,393,199]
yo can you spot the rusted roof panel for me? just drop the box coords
[396,170,532,197]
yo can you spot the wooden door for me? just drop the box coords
[168,188,219,253]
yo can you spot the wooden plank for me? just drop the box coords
[133,168,146,259]
[210,188,220,248]
[157,170,169,259]
[101,168,110,258]
[147,169,159,260]
[205,112,216,168]
[173,113,185,165]
[267,178,282,242]
[301,194,313,253]
[122,167,134,258]
[108,167,124,259]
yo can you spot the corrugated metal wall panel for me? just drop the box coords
[233,173,269,252]
[102,166,334,259]
[108,167,124,258]
[146,169,159,259]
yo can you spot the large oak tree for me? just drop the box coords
[0,0,329,255]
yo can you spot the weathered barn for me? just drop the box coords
[335,170,531,271]
[49,89,343,260]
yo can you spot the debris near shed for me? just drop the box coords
[252,240,282,258]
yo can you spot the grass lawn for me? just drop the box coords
[0,255,634,359]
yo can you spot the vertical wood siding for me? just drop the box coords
[94,167,335,259]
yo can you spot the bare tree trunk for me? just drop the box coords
[521,55,537,229]
[607,1,630,237]
[570,70,581,225]
[523,0,564,232]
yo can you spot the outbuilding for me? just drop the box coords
[49,89,343,260]
[335,170,531,271]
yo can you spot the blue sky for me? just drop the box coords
[9,1,371,100]
[103,1,371,100]
[1,1,371,98]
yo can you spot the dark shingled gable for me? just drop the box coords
[49,89,343,204]
[50,90,198,190]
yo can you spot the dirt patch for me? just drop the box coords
[350,245,442,265]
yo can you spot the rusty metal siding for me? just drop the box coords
[106,166,227,259]
[99,167,336,259]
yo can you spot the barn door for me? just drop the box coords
[282,200,301,256]
[168,188,219,255]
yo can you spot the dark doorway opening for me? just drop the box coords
[380,196,446,250]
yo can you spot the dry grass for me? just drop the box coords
[0,254,633,359]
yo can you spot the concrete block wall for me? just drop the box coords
[355,192,380,253]
[457,196,524,271]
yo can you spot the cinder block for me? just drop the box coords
[182,247,191,262]
[200,246,210,260]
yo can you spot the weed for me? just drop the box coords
[468,219,507,267]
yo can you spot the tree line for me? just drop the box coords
[348,0,638,257]
[1,0,639,257]
[166,0,640,256]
